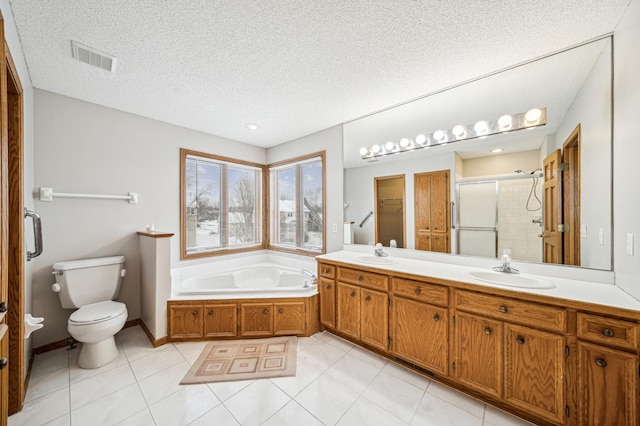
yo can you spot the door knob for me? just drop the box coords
[0,301,7,313]
[0,358,7,370]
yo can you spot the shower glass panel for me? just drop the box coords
[457,181,498,257]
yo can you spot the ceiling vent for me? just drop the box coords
[71,40,117,73]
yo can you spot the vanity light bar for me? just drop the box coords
[359,107,547,160]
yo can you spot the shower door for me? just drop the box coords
[457,181,498,258]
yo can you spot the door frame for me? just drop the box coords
[373,174,406,247]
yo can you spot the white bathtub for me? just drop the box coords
[173,264,317,297]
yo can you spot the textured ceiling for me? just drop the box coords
[9,0,631,147]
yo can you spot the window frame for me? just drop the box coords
[180,148,267,260]
[267,151,326,256]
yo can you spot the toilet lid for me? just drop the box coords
[69,301,127,324]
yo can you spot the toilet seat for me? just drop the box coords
[69,301,126,325]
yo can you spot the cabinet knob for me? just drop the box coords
[326,284,331,289]
[278,308,284,314]
[414,288,421,295]
[434,227,438,230]
[357,275,363,281]
[0,301,7,313]
[601,328,615,337]
[323,268,329,274]
[208,310,214,316]
[0,358,7,370]
[595,358,607,368]
[516,336,525,344]
[263,309,269,315]
[350,291,356,297]
[192,310,198,316]
[499,306,508,313]
[433,314,440,321]
[365,295,371,302]
[484,327,492,335]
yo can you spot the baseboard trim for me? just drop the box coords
[139,320,169,348]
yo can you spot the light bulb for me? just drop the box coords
[452,125,466,138]
[474,121,488,134]
[385,141,395,151]
[399,138,410,148]
[371,144,381,153]
[359,147,369,156]
[433,130,445,142]
[491,148,503,153]
[415,134,427,145]
[525,108,542,124]
[498,115,513,130]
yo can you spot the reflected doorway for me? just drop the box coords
[374,175,405,248]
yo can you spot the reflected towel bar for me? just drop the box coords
[39,187,138,204]
[359,210,373,228]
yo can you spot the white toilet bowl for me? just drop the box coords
[67,301,128,369]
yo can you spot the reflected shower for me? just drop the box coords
[515,169,542,211]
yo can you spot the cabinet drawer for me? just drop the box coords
[392,278,448,306]
[454,290,566,333]
[318,263,336,279]
[338,267,388,291]
[577,313,639,351]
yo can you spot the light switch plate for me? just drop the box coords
[598,228,604,245]
[627,233,635,256]
[580,225,587,239]
[332,223,338,233]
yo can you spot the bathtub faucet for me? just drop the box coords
[301,270,317,288]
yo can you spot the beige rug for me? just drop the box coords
[180,336,297,384]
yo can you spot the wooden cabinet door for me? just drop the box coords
[454,312,503,398]
[577,341,638,426]
[430,172,449,233]
[204,303,237,338]
[169,304,203,339]
[360,289,388,351]
[337,282,361,339]
[240,303,274,337]
[274,302,306,335]
[0,324,8,423]
[415,170,450,253]
[431,233,449,253]
[319,277,336,328]
[415,231,431,251]
[392,297,448,375]
[504,324,565,424]
[414,174,432,231]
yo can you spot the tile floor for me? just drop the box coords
[9,326,535,426]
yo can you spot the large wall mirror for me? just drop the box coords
[343,37,612,271]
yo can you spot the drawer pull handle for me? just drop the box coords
[192,310,198,316]
[433,314,440,321]
[279,308,284,314]
[323,268,329,274]
[595,358,607,368]
[263,309,269,315]
[499,306,508,313]
[0,301,7,313]
[357,275,363,281]
[208,310,214,316]
[0,358,7,370]
[516,336,525,344]
[602,328,615,337]
[325,284,331,289]
[414,288,421,295]
[350,291,356,297]
[365,295,371,302]
[484,327,492,335]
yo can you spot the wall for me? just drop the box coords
[266,125,344,254]
[554,40,612,270]
[613,0,640,300]
[1,0,35,378]
[344,151,456,248]
[32,90,266,346]
[461,150,541,177]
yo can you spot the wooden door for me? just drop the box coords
[392,297,448,375]
[203,303,237,337]
[374,175,405,247]
[563,125,581,266]
[454,312,503,398]
[0,13,9,425]
[360,289,388,351]
[430,172,449,233]
[577,341,638,426]
[168,305,203,339]
[336,282,360,339]
[415,170,450,253]
[504,324,565,424]
[240,303,273,336]
[319,277,336,328]
[415,173,432,232]
[274,301,305,335]
[0,325,7,424]
[543,149,563,264]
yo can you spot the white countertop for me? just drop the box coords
[317,250,640,313]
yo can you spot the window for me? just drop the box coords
[269,152,325,254]
[181,149,264,259]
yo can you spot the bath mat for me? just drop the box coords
[180,336,297,384]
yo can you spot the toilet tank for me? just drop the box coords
[52,256,126,309]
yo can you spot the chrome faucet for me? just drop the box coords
[374,243,389,257]
[301,270,317,288]
[493,249,519,273]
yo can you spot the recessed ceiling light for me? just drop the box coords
[491,148,503,153]
[245,123,259,130]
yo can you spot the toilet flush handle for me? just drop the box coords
[52,283,61,293]
[121,269,127,278]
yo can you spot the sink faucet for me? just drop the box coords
[493,249,519,273]
[301,270,317,288]
[374,243,389,257]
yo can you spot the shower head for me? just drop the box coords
[514,169,526,174]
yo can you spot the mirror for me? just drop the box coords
[343,37,612,270]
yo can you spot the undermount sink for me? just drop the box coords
[355,255,398,265]
[466,271,555,289]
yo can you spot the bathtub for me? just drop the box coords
[173,263,318,297]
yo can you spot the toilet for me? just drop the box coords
[52,256,128,369]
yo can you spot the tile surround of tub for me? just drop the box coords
[9,325,536,426]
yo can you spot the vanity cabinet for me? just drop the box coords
[576,313,639,425]
[167,296,317,341]
[318,263,336,329]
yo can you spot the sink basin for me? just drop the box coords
[466,271,555,289]
[355,255,397,265]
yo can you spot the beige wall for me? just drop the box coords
[461,150,541,178]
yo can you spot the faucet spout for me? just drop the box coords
[493,249,519,273]
[301,270,317,288]
[374,243,389,257]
